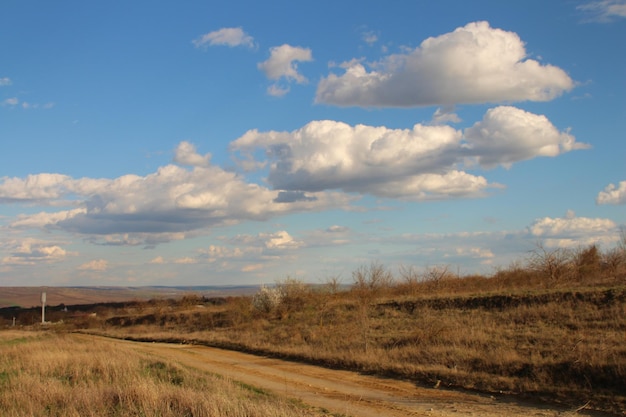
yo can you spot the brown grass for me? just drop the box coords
[0,331,330,417]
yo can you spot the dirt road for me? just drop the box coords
[80,335,602,417]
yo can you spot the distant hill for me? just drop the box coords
[0,286,260,308]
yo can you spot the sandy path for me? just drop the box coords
[79,335,596,417]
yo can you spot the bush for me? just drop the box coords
[252,286,283,314]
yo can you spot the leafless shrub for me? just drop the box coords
[527,242,573,286]
[323,275,343,295]
[352,261,394,294]
[602,247,626,278]
[398,264,421,296]
[421,264,457,292]
[602,228,626,280]
[351,262,393,352]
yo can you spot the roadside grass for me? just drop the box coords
[0,331,331,417]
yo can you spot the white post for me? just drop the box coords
[41,292,46,324]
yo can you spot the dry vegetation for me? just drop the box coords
[0,331,331,417]
[3,241,626,415]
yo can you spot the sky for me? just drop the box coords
[1,0,625,287]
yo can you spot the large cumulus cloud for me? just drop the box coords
[2,144,352,245]
[231,106,588,199]
[316,21,574,107]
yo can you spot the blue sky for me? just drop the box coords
[1,0,625,287]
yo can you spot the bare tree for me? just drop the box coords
[398,264,421,296]
[527,242,573,286]
[351,262,393,353]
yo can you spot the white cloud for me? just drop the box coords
[431,106,461,125]
[264,230,303,249]
[242,263,264,272]
[173,257,197,264]
[1,97,53,110]
[149,256,165,264]
[258,44,313,84]
[9,208,86,229]
[529,211,619,248]
[577,0,626,22]
[2,97,18,106]
[0,173,108,203]
[229,230,304,251]
[266,84,290,97]
[0,77,11,86]
[1,143,352,245]
[78,259,108,271]
[198,245,244,263]
[300,225,353,247]
[1,238,73,265]
[232,108,585,200]
[173,141,211,167]
[362,30,378,45]
[316,21,574,107]
[231,119,470,198]
[364,171,493,200]
[454,246,495,259]
[596,180,626,204]
[464,106,590,168]
[193,27,255,49]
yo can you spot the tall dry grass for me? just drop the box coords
[0,331,327,417]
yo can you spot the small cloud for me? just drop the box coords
[528,211,618,248]
[193,27,255,49]
[577,0,626,22]
[1,97,54,110]
[2,97,18,106]
[327,225,349,233]
[78,259,108,271]
[264,230,303,249]
[242,263,264,272]
[1,238,73,265]
[0,77,12,86]
[266,84,290,97]
[362,30,378,45]
[596,180,626,205]
[431,106,461,124]
[149,256,165,264]
[258,44,313,95]
[173,141,211,167]
[455,246,495,259]
[173,257,197,264]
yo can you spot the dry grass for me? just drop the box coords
[90,285,626,413]
[0,331,330,417]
